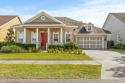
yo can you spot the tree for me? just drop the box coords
[5,28,15,43]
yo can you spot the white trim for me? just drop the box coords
[41,16,46,20]
[48,28,50,43]
[23,11,64,24]
[13,24,65,28]
[36,28,39,48]
[102,37,104,48]
[65,31,71,43]
[76,34,106,36]
[87,25,93,32]
[60,28,63,43]
[77,36,104,49]
[23,28,26,43]
[53,32,59,44]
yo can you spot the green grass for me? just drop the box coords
[0,64,101,79]
[0,53,92,60]
[108,49,125,54]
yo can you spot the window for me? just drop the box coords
[65,32,71,43]
[31,32,36,44]
[17,31,24,43]
[41,16,46,20]
[53,32,59,43]
[87,26,92,31]
[88,26,92,31]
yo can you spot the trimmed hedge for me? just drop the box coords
[16,43,36,50]
[0,42,36,50]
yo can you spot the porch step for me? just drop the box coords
[41,46,46,50]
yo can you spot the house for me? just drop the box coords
[13,11,109,50]
[103,13,125,44]
[0,16,21,41]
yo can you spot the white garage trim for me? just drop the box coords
[77,36,104,49]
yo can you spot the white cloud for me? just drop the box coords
[39,0,125,28]
[0,0,125,28]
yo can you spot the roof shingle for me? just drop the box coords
[110,13,125,24]
[0,16,17,26]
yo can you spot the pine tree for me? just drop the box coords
[5,28,15,43]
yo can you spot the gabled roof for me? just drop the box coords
[55,17,84,26]
[77,26,110,35]
[24,11,64,25]
[0,16,17,26]
[110,13,125,24]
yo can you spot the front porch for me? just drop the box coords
[16,27,64,50]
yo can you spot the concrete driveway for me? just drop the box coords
[84,50,125,79]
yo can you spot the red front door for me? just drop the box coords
[41,33,48,47]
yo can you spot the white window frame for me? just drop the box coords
[41,16,46,20]
[65,32,71,43]
[53,32,59,44]
[87,25,92,31]
[31,32,36,44]
[17,31,24,43]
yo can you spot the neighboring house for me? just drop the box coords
[103,13,125,44]
[0,16,21,41]
[13,11,109,50]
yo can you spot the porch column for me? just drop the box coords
[23,28,26,43]
[48,28,50,43]
[36,28,39,48]
[60,28,63,43]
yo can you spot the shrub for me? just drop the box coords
[0,46,12,53]
[47,41,82,54]
[0,42,36,50]
[28,47,40,53]
[16,43,36,50]
[64,41,79,51]
[1,45,23,53]
[77,49,83,55]
[107,41,114,49]
[114,44,125,49]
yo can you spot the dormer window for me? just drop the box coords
[88,26,92,31]
[86,22,93,32]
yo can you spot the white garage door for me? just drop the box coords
[77,37,104,49]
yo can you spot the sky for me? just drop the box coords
[0,0,125,28]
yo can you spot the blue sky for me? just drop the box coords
[0,0,125,27]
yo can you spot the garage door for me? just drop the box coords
[77,37,104,49]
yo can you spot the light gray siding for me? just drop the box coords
[103,14,125,44]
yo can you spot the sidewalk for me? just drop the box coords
[0,60,99,65]
[0,79,125,83]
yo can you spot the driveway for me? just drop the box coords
[84,50,125,79]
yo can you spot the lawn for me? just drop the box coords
[0,53,92,60]
[108,49,125,54]
[0,64,101,79]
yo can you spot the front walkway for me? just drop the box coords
[84,50,125,79]
[0,60,99,65]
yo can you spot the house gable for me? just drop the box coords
[24,11,64,24]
